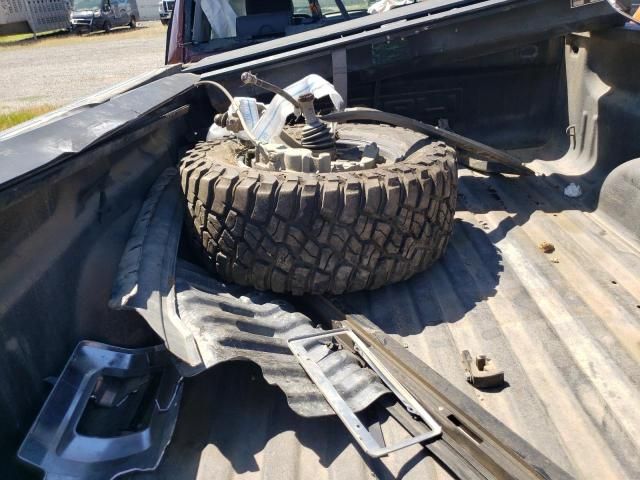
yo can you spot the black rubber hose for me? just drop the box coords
[321,108,534,176]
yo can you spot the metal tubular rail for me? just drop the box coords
[298,296,574,480]
[289,328,442,457]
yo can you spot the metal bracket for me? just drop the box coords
[288,328,442,457]
[461,350,505,389]
[18,341,183,480]
[331,48,348,104]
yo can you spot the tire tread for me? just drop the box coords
[179,124,457,295]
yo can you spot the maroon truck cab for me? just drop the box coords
[165,0,185,64]
[165,0,367,65]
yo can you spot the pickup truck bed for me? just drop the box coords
[129,166,640,480]
[2,3,640,478]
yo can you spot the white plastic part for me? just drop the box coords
[564,183,583,198]
[230,97,262,130]
[233,74,344,143]
[367,0,413,14]
[206,123,232,141]
[201,0,237,38]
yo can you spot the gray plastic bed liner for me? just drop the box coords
[109,168,388,418]
[125,166,640,480]
[18,342,183,480]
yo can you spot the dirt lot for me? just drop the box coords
[0,22,167,115]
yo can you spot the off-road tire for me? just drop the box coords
[179,123,457,295]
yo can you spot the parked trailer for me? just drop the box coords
[0,0,70,36]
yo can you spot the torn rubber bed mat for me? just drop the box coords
[109,168,388,417]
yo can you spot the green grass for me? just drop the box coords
[0,32,35,44]
[0,30,61,44]
[0,24,162,49]
[0,105,58,131]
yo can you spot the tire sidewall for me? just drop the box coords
[180,123,457,295]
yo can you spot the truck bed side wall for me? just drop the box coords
[0,115,189,478]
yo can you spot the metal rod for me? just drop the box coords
[321,107,535,176]
[241,72,300,109]
[297,296,574,480]
[288,328,441,457]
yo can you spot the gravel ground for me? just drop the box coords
[0,22,167,114]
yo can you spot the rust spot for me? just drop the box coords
[538,241,555,254]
